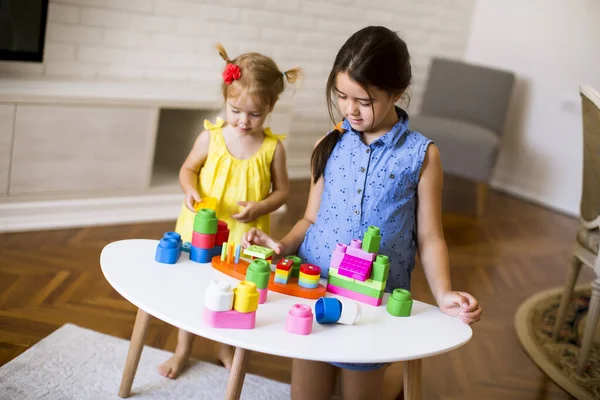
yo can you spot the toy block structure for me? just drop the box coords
[203,280,258,329]
[212,251,326,299]
[274,258,294,284]
[314,297,362,326]
[298,264,321,289]
[177,197,218,243]
[286,304,313,335]
[286,255,302,278]
[386,288,413,317]
[155,232,182,264]
[326,226,392,306]
[187,209,228,264]
[245,259,271,304]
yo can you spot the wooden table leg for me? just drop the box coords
[403,359,422,400]
[118,308,152,398]
[225,347,252,400]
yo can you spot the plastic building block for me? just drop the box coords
[245,259,271,289]
[258,288,268,304]
[190,245,213,263]
[204,280,234,312]
[371,254,390,282]
[243,245,274,259]
[216,220,230,246]
[330,243,347,270]
[182,242,191,253]
[155,237,181,264]
[234,244,241,264]
[298,264,321,289]
[327,274,383,298]
[362,226,381,253]
[274,258,294,284]
[330,267,386,292]
[192,231,216,249]
[211,245,222,259]
[203,308,256,329]
[326,283,383,306]
[226,243,234,264]
[285,304,313,335]
[386,288,413,317]
[337,299,362,325]
[194,197,218,212]
[345,239,376,262]
[194,209,218,234]
[233,281,259,313]
[286,255,302,278]
[338,254,372,282]
[221,242,228,261]
[164,232,182,246]
[315,297,342,324]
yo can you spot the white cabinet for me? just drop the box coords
[0,104,15,195]
[10,105,158,194]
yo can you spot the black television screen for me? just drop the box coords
[0,0,49,62]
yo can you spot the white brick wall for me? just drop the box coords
[0,0,476,177]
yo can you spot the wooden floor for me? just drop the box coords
[0,178,593,399]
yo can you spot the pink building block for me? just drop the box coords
[330,243,347,270]
[203,308,256,329]
[258,288,268,304]
[338,254,372,282]
[345,239,376,262]
[326,283,383,306]
[285,304,313,335]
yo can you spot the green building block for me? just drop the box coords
[371,254,390,282]
[245,259,271,289]
[362,226,381,253]
[243,245,274,259]
[193,209,218,234]
[286,255,302,278]
[328,273,384,299]
[386,288,413,317]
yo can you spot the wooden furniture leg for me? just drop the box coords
[577,277,600,374]
[225,347,251,400]
[552,256,582,340]
[118,309,152,398]
[403,359,422,400]
[476,182,488,217]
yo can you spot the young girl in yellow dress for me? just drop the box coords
[158,44,300,379]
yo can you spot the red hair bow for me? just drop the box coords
[223,63,241,85]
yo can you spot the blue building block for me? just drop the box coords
[315,297,342,324]
[211,245,222,259]
[234,244,241,264]
[164,232,182,250]
[274,276,288,284]
[155,237,181,264]
[190,245,213,263]
[182,242,191,253]
[298,281,319,289]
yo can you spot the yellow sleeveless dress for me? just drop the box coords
[174,118,283,244]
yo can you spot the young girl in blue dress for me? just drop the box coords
[243,26,482,399]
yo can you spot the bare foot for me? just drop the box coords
[158,352,188,379]
[218,344,235,370]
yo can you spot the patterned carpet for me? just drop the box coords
[515,286,599,400]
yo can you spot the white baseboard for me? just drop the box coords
[0,194,287,233]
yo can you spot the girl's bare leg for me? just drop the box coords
[291,359,337,400]
[339,365,387,400]
[158,329,195,379]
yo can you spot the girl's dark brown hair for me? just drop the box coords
[311,26,412,183]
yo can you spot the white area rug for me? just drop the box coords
[0,324,291,399]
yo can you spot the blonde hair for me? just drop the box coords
[216,43,301,109]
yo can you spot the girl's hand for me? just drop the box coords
[242,228,285,255]
[185,189,201,212]
[438,291,482,325]
[232,201,263,223]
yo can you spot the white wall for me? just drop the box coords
[0,0,476,177]
[466,0,600,215]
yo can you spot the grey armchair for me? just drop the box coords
[411,58,515,216]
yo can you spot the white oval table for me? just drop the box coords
[101,239,472,400]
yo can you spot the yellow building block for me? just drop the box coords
[233,281,259,313]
